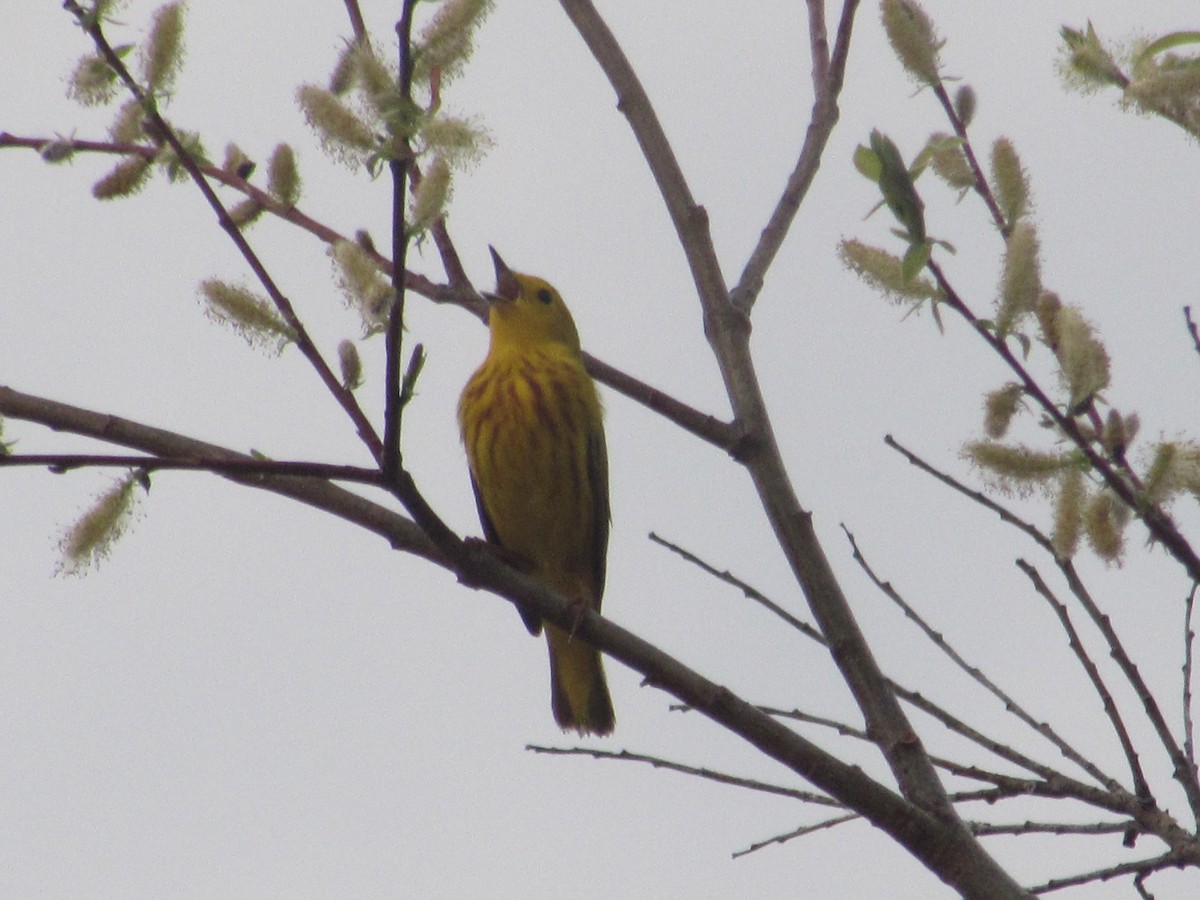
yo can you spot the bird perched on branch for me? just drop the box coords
[458,247,614,735]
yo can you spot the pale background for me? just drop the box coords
[2,1,1198,897]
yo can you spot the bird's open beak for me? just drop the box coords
[486,245,520,304]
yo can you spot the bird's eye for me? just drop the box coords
[537,289,553,305]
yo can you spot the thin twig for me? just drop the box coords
[1015,559,1150,801]
[844,525,1123,795]
[382,0,419,480]
[887,435,1200,823]
[885,434,1055,553]
[648,532,823,642]
[1184,306,1200,364]
[1031,850,1185,895]
[733,813,860,859]
[342,0,368,41]
[0,386,441,564]
[0,453,382,484]
[526,745,840,806]
[928,82,1007,233]
[1184,583,1198,785]
[969,820,1132,837]
[650,532,1108,800]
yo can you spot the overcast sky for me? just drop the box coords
[3,1,1200,897]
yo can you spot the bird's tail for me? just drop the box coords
[546,624,615,736]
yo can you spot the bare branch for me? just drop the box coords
[382,0,420,481]
[526,745,838,806]
[1015,559,1150,801]
[845,525,1124,795]
[731,0,859,314]
[1185,583,1198,783]
[733,813,860,859]
[648,532,822,642]
[1185,306,1200,365]
[1031,850,1193,895]
[0,453,382,484]
[969,820,1132,837]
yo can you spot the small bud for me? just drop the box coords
[58,473,143,575]
[991,138,1030,226]
[108,99,147,143]
[0,416,13,456]
[338,340,364,390]
[355,230,377,254]
[67,52,119,106]
[1142,441,1179,506]
[953,85,977,127]
[995,222,1041,337]
[92,155,153,199]
[983,383,1024,439]
[1052,468,1085,559]
[39,138,77,164]
[928,132,974,191]
[1055,306,1111,410]
[839,239,942,305]
[1101,409,1135,460]
[199,280,297,354]
[330,240,394,335]
[1035,291,1062,350]
[223,143,255,179]
[1083,489,1128,562]
[881,0,943,87]
[329,41,358,95]
[1060,23,1125,92]
[140,2,186,94]
[297,85,377,165]
[228,197,265,227]
[411,156,452,231]
[267,143,301,206]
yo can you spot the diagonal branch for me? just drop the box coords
[61,6,386,464]
[0,385,439,563]
[1015,559,1151,802]
[845,526,1125,796]
[526,745,839,805]
[732,0,860,314]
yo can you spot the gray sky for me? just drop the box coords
[3,1,1199,897]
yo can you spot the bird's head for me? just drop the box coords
[484,247,582,353]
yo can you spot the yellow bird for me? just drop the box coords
[458,248,614,735]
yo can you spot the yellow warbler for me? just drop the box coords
[458,248,614,735]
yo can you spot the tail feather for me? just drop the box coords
[546,625,614,736]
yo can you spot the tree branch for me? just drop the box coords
[731,0,859,314]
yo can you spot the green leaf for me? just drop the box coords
[872,130,927,243]
[901,241,931,281]
[853,144,881,181]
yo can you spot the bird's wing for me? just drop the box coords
[469,469,543,636]
[587,424,611,611]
